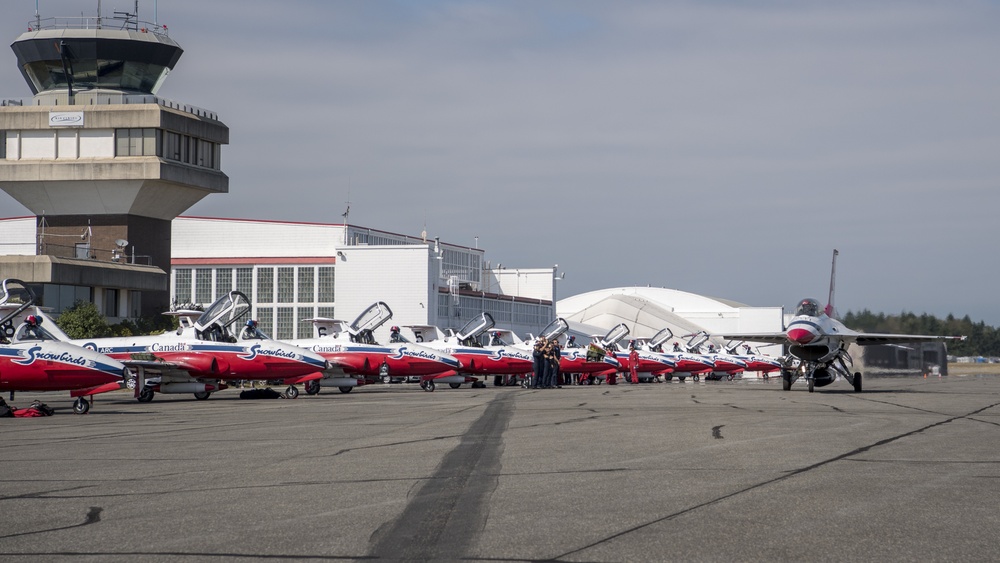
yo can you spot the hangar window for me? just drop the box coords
[257,268,273,303]
[256,308,273,336]
[297,267,314,302]
[317,267,335,302]
[277,267,294,303]
[297,306,313,339]
[275,307,294,339]
[195,269,213,305]
[235,267,253,297]
[215,268,232,299]
[174,269,192,305]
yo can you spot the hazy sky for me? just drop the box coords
[3,1,1000,325]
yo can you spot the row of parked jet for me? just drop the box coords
[0,252,965,413]
[0,277,785,414]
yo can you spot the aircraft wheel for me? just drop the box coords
[494,376,503,387]
[382,375,392,384]
[808,379,815,393]
[449,382,462,389]
[693,375,700,382]
[665,375,674,382]
[194,391,211,400]
[305,380,321,395]
[853,372,863,393]
[73,397,90,415]
[285,385,299,399]
[782,372,792,391]
[138,388,155,403]
[727,374,734,381]
[338,386,353,394]
[125,377,137,390]
[419,381,427,390]
[424,380,436,392]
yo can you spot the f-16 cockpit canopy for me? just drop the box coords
[796,298,822,317]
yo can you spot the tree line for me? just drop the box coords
[842,310,998,357]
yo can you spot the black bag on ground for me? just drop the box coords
[0,398,14,418]
[239,388,283,400]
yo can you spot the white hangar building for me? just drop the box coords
[557,287,784,355]
[169,216,558,341]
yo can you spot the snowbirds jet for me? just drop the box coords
[404,313,532,389]
[73,291,331,402]
[644,329,718,382]
[0,279,128,414]
[719,249,965,392]
[283,301,463,395]
[674,331,749,380]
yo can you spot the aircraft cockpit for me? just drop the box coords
[488,331,510,346]
[389,326,409,343]
[239,320,269,341]
[13,315,59,342]
[795,298,822,317]
[197,322,237,343]
[352,329,378,345]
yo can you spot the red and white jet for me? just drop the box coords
[72,291,331,402]
[0,279,128,414]
[719,249,965,392]
[405,313,530,390]
[284,301,464,394]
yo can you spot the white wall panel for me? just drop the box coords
[20,130,55,159]
[78,129,114,158]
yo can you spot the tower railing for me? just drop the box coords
[27,16,170,37]
[0,94,217,121]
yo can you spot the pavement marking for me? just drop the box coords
[367,392,515,560]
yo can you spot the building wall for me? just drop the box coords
[334,245,433,342]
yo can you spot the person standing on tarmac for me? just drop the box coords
[541,337,555,388]
[532,336,547,389]
[550,337,563,388]
[628,341,640,384]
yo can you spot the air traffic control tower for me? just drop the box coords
[0,7,228,318]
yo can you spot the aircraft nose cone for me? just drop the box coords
[787,328,815,345]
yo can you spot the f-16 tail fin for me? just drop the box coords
[825,249,839,318]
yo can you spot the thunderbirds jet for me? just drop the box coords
[0,279,127,414]
[719,249,965,392]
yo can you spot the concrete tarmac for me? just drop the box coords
[1,374,999,562]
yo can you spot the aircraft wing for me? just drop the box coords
[852,334,966,346]
[716,332,788,345]
[120,359,201,380]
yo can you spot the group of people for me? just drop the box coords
[530,335,562,388]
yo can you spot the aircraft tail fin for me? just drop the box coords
[825,249,839,318]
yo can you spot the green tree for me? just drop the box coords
[56,300,112,339]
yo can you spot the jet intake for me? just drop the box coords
[789,344,831,362]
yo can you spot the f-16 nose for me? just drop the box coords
[787,328,815,345]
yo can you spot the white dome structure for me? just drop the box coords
[558,287,784,352]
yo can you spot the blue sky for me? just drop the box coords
[3,1,1000,325]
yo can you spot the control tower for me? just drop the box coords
[0,5,228,318]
